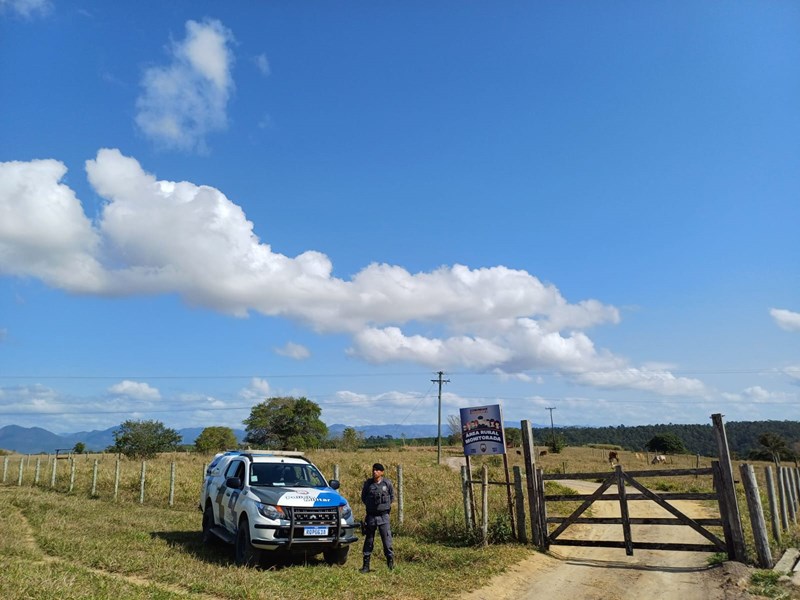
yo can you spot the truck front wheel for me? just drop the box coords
[235,518,262,567]
[323,545,349,566]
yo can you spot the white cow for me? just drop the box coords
[651,454,667,464]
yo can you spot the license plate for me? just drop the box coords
[304,526,328,536]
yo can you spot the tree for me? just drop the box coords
[195,426,238,454]
[758,432,792,465]
[111,419,181,459]
[447,414,463,445]
[338,427,362,452]
[645,432,686,454]
[72,442,86,454]
[243,397,328,450]
[504,427,522,447]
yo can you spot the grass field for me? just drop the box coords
[0,445,797,599]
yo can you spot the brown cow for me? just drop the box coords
[539,450,548,457]
[651,454,667,464]
[608,451,619,465]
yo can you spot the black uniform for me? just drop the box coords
[361,475,394,563]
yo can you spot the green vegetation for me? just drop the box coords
[645,432,686,454]
[527,420,800,458]
[194,426,238,453]
[243,396,328,450]
[336,427,363,452]
[0,447,532,600]
[749,570,790,599]
[111,420,182,459]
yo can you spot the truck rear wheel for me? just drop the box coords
[323,545,349,566]
[235,517,262,567]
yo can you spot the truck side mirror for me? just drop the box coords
[328,479,340,490]
[226,476,242,489]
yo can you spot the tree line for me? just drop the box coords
[90,396,799,461]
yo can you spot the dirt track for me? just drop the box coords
[458,476,755,600]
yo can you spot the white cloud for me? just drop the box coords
[0,149,703,397]
[107,380,161,401]
[770,308,800,332]
[254,53,270,76]
[239,377,270,400]
[783,366,800,383]
[0,0,51,18]
[135,19,235,152]
[0,159,105,292]
[275,342,311,360]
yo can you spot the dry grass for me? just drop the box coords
[1,444,797,600]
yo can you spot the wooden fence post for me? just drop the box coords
[740,464,773,568]
[764,466,781,544]
[481,463,489,546]
[2,456,8,483]
[777,465,790,531]
[17,457,23,486]
[91,459,99,497]
[784,468,797,524]
[521,419,541,547]
[711,413,747,562]
[50,457,57,488]
[34,457,41,486]
[333,464,340,482]
[139,461,146,504]
[68,458,75,493]
[113,458,121,502]
[513,466,527,543]
[461,465,474,532]
[396,464,404,528]
[169,461,176,507]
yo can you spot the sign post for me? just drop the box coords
[459,404,515,538]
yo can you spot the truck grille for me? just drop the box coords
[291,507,339,526]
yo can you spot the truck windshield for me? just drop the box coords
[249,463,327,488]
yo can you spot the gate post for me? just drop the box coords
[521,420,542,548]
[711,413,747,562]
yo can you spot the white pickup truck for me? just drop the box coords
[199,451,358,566]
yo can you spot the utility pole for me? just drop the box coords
[432,371,450,465]
[545,407,556,450]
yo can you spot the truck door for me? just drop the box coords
[221,459,246,532]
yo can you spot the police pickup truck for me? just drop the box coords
[199,451,357,566]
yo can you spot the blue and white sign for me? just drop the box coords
[460,404,506,456]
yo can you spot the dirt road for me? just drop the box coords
[460,478,754,600]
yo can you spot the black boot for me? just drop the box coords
[387,556,394,571]
[359,555,370,573]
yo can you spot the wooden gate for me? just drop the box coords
[533,463,732,556]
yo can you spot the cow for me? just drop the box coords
[608,451,619,465]
[539,450,548,457]
[651,454,667,464]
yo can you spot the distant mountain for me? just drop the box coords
[0,425,245,454]
[327,423,440,439]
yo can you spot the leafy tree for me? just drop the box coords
[195,426,238,453]
[758,432,792,464]
[548,434,566,454]
[505,427,522,447]
[645,432,686,454]
[338,427,363,452]
[111,419,181,459]
[72,442,86,454]
[243,396,328,450]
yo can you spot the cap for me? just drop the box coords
[372,463,385,472]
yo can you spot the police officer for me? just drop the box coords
[360,462,394,573]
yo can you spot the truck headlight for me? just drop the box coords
[341,503,352,521]
[256,503,284,520]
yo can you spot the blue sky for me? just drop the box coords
[0,1,798,435]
